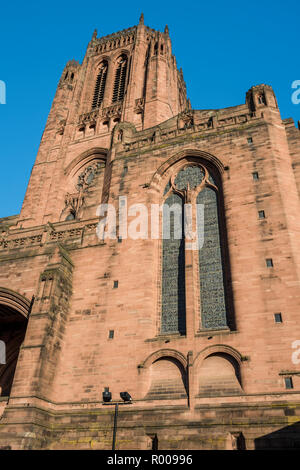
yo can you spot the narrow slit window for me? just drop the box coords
[284,377,293,389]
[274,313,282,323]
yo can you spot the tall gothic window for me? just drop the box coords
[161,163,230,334]
[112,55,128,103]
[161,193,186,334]
[92,61,108,109]
[196,181,227,329]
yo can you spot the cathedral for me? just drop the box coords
[1,14,300,450]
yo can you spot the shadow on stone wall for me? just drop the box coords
[255,422,300,449]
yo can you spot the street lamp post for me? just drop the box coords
[102,389,132,451]
[112,402,118,451]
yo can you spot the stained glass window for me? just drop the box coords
[161,193,186,334]
[161,164,229,334]
[197,187,227,329]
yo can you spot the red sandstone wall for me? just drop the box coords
[1,23,300,449]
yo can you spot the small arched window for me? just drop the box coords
[112,55,128,103]
[92,61,108,109]
[257,93,266,105]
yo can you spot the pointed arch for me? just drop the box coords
[0,288,32,319]
[193,345,243,368]
[193,345,244,397]
[149,149,226,193]
[64,148,108,177]
[0,288,31,397]
[139,350,188,400]
[139,348,188,370]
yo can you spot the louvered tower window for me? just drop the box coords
[112,55,128,103]
[92,62,108,109]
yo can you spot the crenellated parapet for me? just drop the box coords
[90,27,137,56]
[112,107,262,155]
[90,27,136,55]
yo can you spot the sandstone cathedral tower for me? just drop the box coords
[1,14,300,450]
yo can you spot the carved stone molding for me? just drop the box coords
[63,192,84,214]
[123,110,260,153]
[76,161,105,191]
[101,103,122,121]
[134,98,145,114]
[0,234,42,251]
[0,220,102,252]
[49,227,83,242]
[57,119,66,135]
[78,109,99,127]
[177,110,194,129]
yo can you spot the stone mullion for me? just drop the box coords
[187,351,195,410]
[184,197,197,340]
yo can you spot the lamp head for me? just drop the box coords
[102,388,112,403]
[120,392,132,402]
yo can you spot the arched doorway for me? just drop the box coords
[0,288,31,397]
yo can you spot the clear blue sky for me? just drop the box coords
[0,0,299,218]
